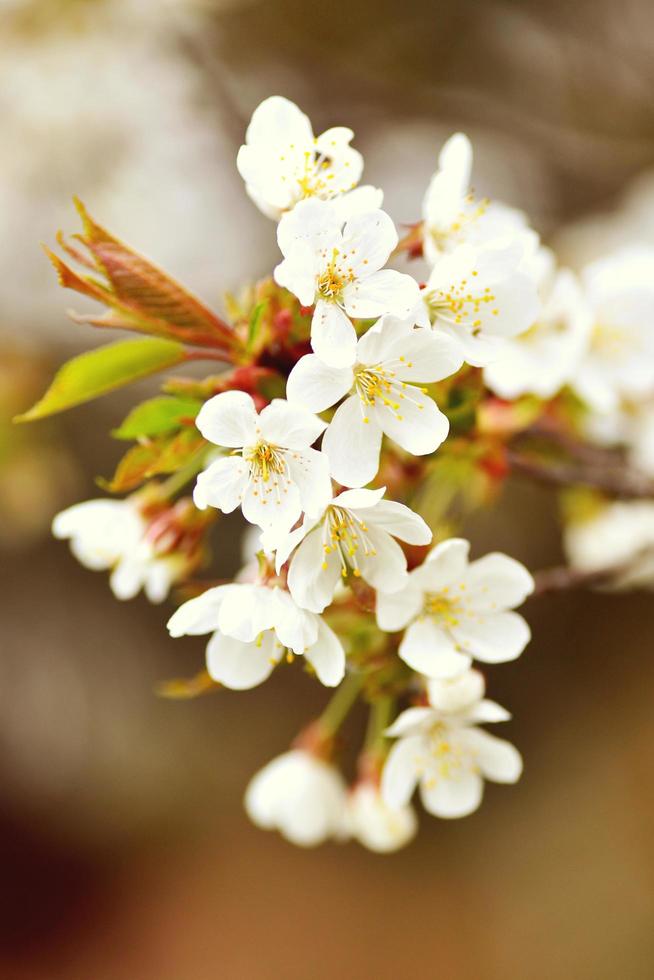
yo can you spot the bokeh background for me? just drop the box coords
[2,1,654,977]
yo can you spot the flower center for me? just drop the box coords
[244,442,287,483]
[317,248,354,302]
[424,723,472,780]
[592,321,634,358]
[321,505,376,577]
[426,276,498,333]
[428,195,488,252]
[353,362,427,424]
[424,591,461,627]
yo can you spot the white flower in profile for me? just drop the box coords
[418,240,540,367]
[237,95,382,221]
[52,498,183,603]
[376,538,533,679]
[272,487,432,613]
[274,198,421,367]
[572,247,654,413]
[193,390,330,533]
[168,582,345,689]
[347,782,417,853]
[382,670,522,819]
[245,749,349,847]
[483,268,592,399]
[564,500,654,590]
[286,315,462,487]
[422,132,530,263]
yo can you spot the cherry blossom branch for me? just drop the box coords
[507,449,654,500]
[532,548,654,595]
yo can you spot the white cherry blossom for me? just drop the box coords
[376,538,534,679]
[237,95,382,221]
[422,132,531,263]
[286,314,462,487]
[193,390,330,533]
[483,268,592,399]
[52,498,183,603]
[572,247,654,413]
[273,487,432,613]
[382,670,522,819]
[418,240,541,367]
[346,782,417,853]
[274,198,421,367]
[245,749,349,847]
[564,500,654,590]
[167,582,346,689]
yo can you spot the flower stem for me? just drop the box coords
[364,696,394,751]
[319,672,364,736]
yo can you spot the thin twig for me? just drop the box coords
[507,450,654,500]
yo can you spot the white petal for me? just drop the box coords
[375,582,423,632]
[357,526,409,593]
[373,390,449,456]
[451,611,531,664]
[426,669,486,712]
[412,538,470,591]
[463,699,512,725]
[286,354,353,413]
[332,185,384,220]
[243,96,313,153]
[343,269,420,320]
[334,486,386,510]
[271,517,316,573]
[381,735,424,807]
[304,618,346,686]
[195,390,257,448]
[420,771,483,819]
[461,728,523,783]
[362,499,432,545]
[385,707,435,738]
[270,590,319,652]
[322,396,383,488]
[399,618,472,678]
[287,526,341,613]
[393,328,463,383]
[241,473,302,533]
[217,584,278,641]
[339,209,398,274]
[109,558,144,601]
[258,399,326,449]
[286,447,333,517]
[206,631,279,689]
[167,584,237,637]
[193,456,248,513]
[311,300,358,368]
[277,197,342,257]
[463,553,534,611]
[274,246,317,307]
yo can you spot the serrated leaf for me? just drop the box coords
[15,338,186,422]
[112,395,202,440]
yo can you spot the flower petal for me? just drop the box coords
[167,584,238,637]
[451,610,531,663]
[343,269,420,320]
[375,581,423,632]
[195,390,258,448]
[463,553,534,611]
[241,472,302,533]
[460,728,523,783]
[217,584,279,642]
[412,538,470,591]
[206,631,279,689]
[259,399,326,449]
[311,300,358,368]
[373,389,449,456]
[304,617,346,686]
[399,618,472,678]
[193,456,248,513]
[362,499,432,545]
[286,354,353,413]
[420,771,483,819]
[287,527,342,613]
[357,526,409,593]
[381,735,424,807]
[322,396,383,488]
[339,209,398,274]
[385,707,435,738]
[285,447,333,517]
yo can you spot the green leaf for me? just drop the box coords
[112,395,201,440]
[247,301,266,352]
[15,338,186,422]
[100,428,206,492]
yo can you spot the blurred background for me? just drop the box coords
[2,0,654,977]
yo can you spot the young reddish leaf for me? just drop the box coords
[15,338,186,422]
[47,199,238,353]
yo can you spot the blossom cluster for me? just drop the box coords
[38,96,654,852]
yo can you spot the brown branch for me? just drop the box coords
[507,450,654,500]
